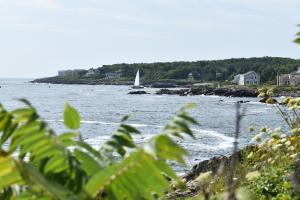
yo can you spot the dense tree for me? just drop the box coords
[96,57,300,84]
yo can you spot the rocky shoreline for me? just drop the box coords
[171,146,255,198]
[31,77,189,88]
[32,77,300,98]
[31,77,133,85]
[156,86,258,98]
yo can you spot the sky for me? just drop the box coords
[0,0,299,78]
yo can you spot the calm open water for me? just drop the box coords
[0,78,286,173]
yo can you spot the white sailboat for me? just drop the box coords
[132,70,144,89]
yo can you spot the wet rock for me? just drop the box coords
[156,86,258,98]
[237,100,250,104]
[259,97,268,103]
[259,97,278,104]
[183,146,256,182]
[156,89,188,95]
[128,91,149,95]
[167,146,257,199]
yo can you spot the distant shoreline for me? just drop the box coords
[31,76,192,88]
[32,76,300,98]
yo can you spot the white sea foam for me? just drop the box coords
[46,119,233,151]
[46,119,166,130]
[81,120,118,125]
[46,119,119,125]
[82,126,234,152]
[189,128,234,150]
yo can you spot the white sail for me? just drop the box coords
[134,70,140,87]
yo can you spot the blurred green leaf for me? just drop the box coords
[155,135,188,164]
[17,162,72,199]
[64,102,80,130]
[74,149,103,175]
[120,124,141,134]
[121,115,130,122]
[18,99,33,107]
[0,101,197,199]
[178,114,199,125]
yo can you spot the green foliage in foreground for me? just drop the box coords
[0,99,198,199]
[1,97,300,199]
[189,89,300,200]
[295,24,300,44]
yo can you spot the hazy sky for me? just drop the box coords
[0,0,299,78]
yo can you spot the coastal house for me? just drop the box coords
[85,69,96,77]
[277,67,300,86]
[58,69,86,77]
[104,70,122,79]
[232,71,260,85]
[188,72,194,81]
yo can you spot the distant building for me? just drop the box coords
[277,67,300,86]
[105,70,122,79]
[85,69,96,77]
[188,72,194,81]
[58,69,86,77]
[232,71,260,85]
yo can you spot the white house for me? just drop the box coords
[188,72,194,81]
[277,66,300,86]
[85,69,96,77]
[233,71,260,85]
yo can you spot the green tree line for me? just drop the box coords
[95,57,300,84]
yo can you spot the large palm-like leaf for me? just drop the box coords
[0,100,197,199]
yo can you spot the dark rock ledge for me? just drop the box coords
[168,146,256,198]
[128,91,149,95]
[156,86,258,98]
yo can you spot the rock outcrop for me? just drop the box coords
[183,151,243,182]
[167,146,256,199]
[156,86,258,98]
[128,91,149,95]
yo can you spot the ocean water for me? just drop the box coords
[0,79,286,173]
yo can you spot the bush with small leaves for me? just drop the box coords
[245,167,296,200]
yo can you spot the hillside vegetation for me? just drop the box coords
[96,57,300,84]
[33,57,300,85]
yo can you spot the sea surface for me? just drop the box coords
[0,78,287,173]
